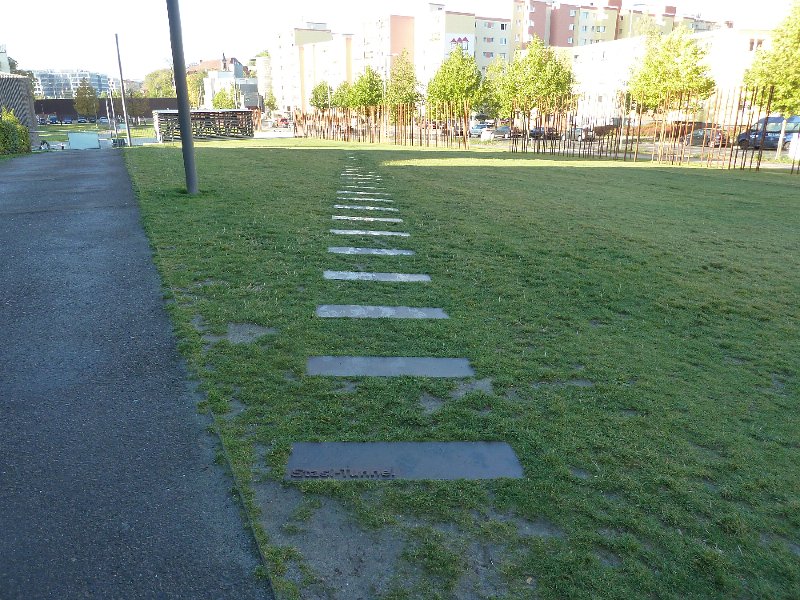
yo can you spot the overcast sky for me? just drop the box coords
[1,0,793,80]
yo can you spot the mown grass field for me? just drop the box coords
[36,123,155,143]
[126,138,798,599]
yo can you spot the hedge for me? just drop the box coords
[0,108,31,154]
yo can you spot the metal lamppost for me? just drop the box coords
[114,34,133,147]
[165,0,198,195]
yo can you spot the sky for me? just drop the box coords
[1,0,794,80]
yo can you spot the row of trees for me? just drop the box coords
[305,3,798,146]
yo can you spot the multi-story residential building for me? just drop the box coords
[563,26,772,124]
[511,0,721,52]
[359,15,414,78]
[31,70,119,98]
[254,54,273,103]
[270,23,355,113]
[474,15,513,73]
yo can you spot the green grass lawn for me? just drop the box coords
[36,123,155,143]
[126,139,799,599]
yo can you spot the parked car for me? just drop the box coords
[482,125,515,140]
[569,127,595,142]
[469,123,490,138]
[77,117,87,123]
[683,128,729,147]
[737,115,799,150]
[63,117,73,124]
[37,116,47,125]
[98,117,110,124]
[48,115,58,125]
[529,127,561,140]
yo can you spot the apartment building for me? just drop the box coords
[270,23,355,112]
[511,0,721,52]
[359,15,414,78]
[474,15,512,73]
[563,26,772,123]
[31,69,119,99]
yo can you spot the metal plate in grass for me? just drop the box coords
[286,442,524,481]
[316,305,449,319]
[327,247,414,255]
[323,271,430,282]
[332,215,403,223]
[330,229,410,237]
[306,356,474,377]
[333,205,399,212]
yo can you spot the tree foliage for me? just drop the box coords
[386,50,420,106]
[187,71,205,108]
[0,108,31,154]
[426,46,481,112]
[263,89,278,112]
[331,82,353,108]
[143,68,176,97]
[310,81,333,111]
[126,90,150,121]
[509,38,575,114]
[212,88,236,109]
[627,28,715,112]
[8,56,35,94]
[73,78,99,117]
[744,2,800,116]
[350,67,384,108]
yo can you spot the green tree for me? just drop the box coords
[212,88,236,109]
[350,67,384,108]
[187,71,206,108]
[745,3,800,116]
[509,38,575,117]
[263,89,278,112]
[386,49,420,106]
[426,46,481,143]
[73,78,99,117]
[627,27,715,113]
[477,58,512,119]
[127,90,150,124]
[331,82,353,109]
[8,56,35,94]
[143,68,176,97]
[310,81,333,111]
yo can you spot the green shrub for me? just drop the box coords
[0,108,31,154]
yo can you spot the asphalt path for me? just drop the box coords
[0,151,272,599]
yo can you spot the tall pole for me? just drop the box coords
[114,34,133,148]
[165,0,198,195]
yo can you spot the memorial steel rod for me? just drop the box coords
[165,0,198,195]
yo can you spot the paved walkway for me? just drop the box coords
[0,151,272,599]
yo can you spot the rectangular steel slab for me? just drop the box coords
[286,442,524,480]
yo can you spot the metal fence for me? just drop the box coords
[294,86,799,174]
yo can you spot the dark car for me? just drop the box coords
[684,128,729,147]
[529,127,560,140]
[77,117,88,123]
[63,117,73,124]
[737,115,799,150]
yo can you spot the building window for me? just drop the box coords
[485,21,494,28]
[500,52,507,59]
[569,9,576,16]
[483,52,494,58]
[500,37,507,44]
[501,23,508,30]
[582,11,589,18]
[568,37,574,44]
[515,34,520,41]
[484,37,494,42]
[569,23,575,30]
[581,25,588,31]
